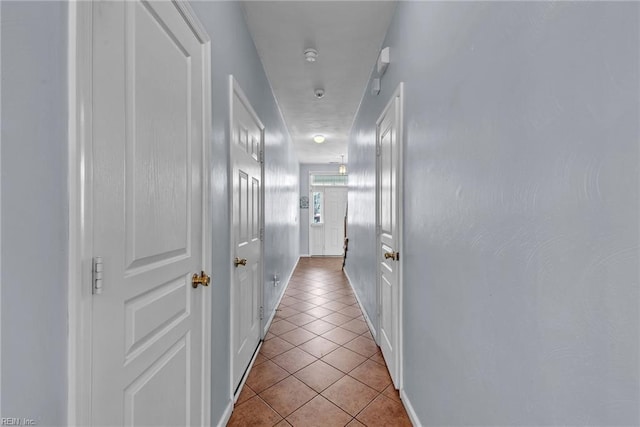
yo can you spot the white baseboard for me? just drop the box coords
[233,340,264,403]
[299,253,310,257]
[343,268,377,340]
[400,388,422,426]
[216,399,234,427]
[263,256,301,336]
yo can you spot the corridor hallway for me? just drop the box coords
[228,257,412,426]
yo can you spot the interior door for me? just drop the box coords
[91,1,209,425]
[324,187,348,255]
[231,78,264,392]
[377,84,403,388]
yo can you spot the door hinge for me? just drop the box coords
[93,256,104,295]
[376,144,381,156]
[260,228,264,242]
[376,225,382,235]
[260,150,264,164]
[259,306,264,320]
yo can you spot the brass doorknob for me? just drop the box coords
[234,257,247,267]
[384,251,398,261]
[192,271,211,288]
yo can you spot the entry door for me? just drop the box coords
[90,2,209,425]
[324,187,348,255]
[231,77,264,392]
[376,83,403,388]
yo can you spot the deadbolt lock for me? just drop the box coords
[192,271,211,288]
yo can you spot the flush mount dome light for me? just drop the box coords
[313,135,325,143]
[304,48,318,62]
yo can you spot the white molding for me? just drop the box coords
[400,388,421,426]
[68,3,212,424]
[0,1,3,413]
[232,340,263,405]
[228,75,266,400]
[228,75,234,402]
[171,0,210,44]
[189,0,213,423]
[397,82,405,392]
[343,268,377,340]
[215,399,234,427]
[68,2,93,424]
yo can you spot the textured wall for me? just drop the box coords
[190,3,299,424]
[0,2,68,424]
[348,2,639,425]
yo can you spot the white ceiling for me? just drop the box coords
[242,1,397,164]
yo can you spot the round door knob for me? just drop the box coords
[384,251,398,261]
[192,271,211,288]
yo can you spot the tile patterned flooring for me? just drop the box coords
[228,257,412,426]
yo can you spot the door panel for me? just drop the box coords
[231,80,264,392]
[91,2,207,425]
[377,84,403,388]
[125,0,190,268]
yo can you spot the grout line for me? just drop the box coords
[233,258,405,426]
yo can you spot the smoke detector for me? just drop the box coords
[314,88,325,99]
[304,48,318,62]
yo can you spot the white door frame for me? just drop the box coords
[228,75,265,398]
[67,3,212,424]
[375,82,404,390]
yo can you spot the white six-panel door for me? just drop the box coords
[230,77,264,393]
[377,83,403,389]
[90,2,209,425]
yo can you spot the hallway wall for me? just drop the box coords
[190,3,300,424]
[346,2,639,425]
[1,2,68,424]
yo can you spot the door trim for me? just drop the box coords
[375,82,404,390]
[228,75,265,399]
[67,3,212,424]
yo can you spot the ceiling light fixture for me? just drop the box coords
[304,48,318,62]
[339,155,347,175]
[313,135,325,144]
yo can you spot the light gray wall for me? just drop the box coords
[298,163,342,255]
[1,2,68,425]
[347,2,639,425]
[190,3,299,424]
